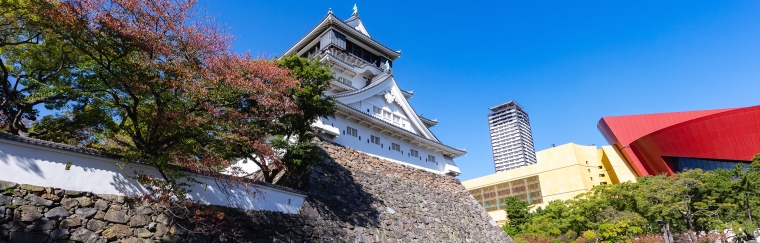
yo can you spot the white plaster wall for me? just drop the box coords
[0,140,305,214]
[322,115,446,173]
[349,98,415,134]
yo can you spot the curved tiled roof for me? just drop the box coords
[0,133,123,160]
[282,12,401,60]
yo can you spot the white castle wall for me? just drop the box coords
[0,138,305,214]
[320,115,449,174]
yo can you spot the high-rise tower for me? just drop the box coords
[488,101,537,172]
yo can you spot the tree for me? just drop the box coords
[0,0,83,136]
[225,55,335,184]
[504,196,533,235]
[521,200,571,237]
[33,0,300,199]
[730,159,760,241]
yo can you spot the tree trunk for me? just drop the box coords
[748,193,753,224]
[660,220,674,243]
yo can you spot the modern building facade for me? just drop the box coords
[282,7,466,176]
[462,143,637,225]
[488,101,537,172]
[598,105,760,177]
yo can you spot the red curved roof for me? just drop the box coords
[597,106,760,176]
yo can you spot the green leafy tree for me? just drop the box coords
[504,196,532,235]
[521,200,571,237]
[0,0,83,136]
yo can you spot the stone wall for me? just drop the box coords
[0,140,512,242]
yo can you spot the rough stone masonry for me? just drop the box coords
[0,140,512,242]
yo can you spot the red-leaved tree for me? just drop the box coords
[33,0,299,199]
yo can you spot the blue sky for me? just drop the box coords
[202,1,760,180]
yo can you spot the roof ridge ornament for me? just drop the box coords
[383,60,391,73]
[352,4,358,16]
[328,8,332,14]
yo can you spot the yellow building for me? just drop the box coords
[461,143,636,225]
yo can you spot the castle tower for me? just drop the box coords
[282,6,466,176]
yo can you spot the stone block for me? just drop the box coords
[10,197,24,206]
[19,184,44,193]
[93,200,108,211]
[102,224,132,240]
[153,223,167,237]
[70,227,98,242]
[77,197,93,207]
[133,206,153,216]
[0,195,10,206]
[44,207,70,219]
[93,210,105,220]
[50,228,69,240]
[60,198,79,210]
[135,228,153,238]
[24,194,53,207]
[155,214,169,225]
[75,208,98,219]
[13,205,41,222]
[121,237,146,243]
[63,190,83,197]
[128,215,151,227]
[104,209,129,224]
[169,225,187,236]
[9,231,49,243]
[41,193,61,202]
[0,181,18,191]
[60,216,82,228]
[28,219,57,232]
[86,219,108,232]
[1,221,26,232]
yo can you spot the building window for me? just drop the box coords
[598,166,603,169]
[371,135,380,144]
[599,174,605,177]
[600,182,608,185]
[383,110,391,120]
[428,155,436,163]
[392,143,400,151]
[590,177,593,181]
[587,169,591,172]
[347,126,358,137]
[373,106,381,114]
[411,149,419,157]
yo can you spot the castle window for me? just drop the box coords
[373,106,381,114]
[428,155,436,163]
[599,174,605,177]
[392,143,400,151]
[411,149,419,157]
[371,135,380,144]
[347,126,358,137]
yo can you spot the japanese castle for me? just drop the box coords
[284,6,466,176]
